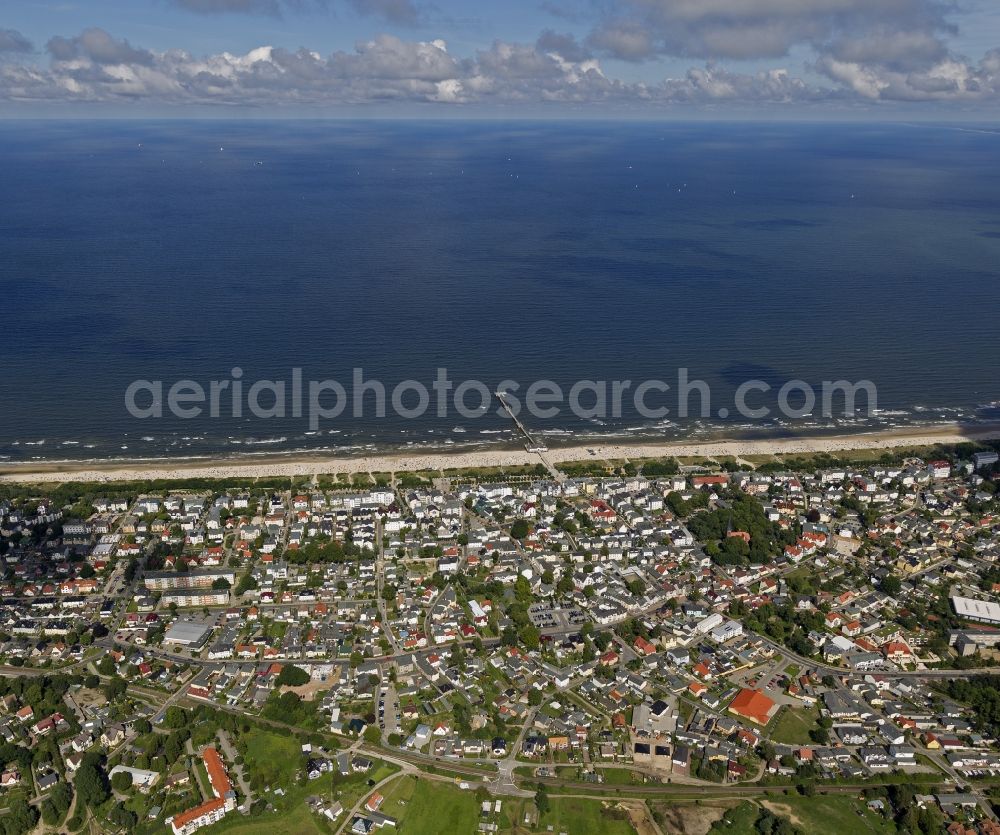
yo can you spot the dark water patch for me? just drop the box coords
[735,218,820,231]
[0,120,997,457]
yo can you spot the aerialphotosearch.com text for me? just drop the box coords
[125,367,878,431]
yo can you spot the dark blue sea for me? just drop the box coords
[1,120,999,463]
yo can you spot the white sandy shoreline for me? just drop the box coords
[1,424,998,484]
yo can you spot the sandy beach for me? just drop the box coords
[1,423,998,484]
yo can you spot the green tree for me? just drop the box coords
[3,798,38,835]
[111,769,133,793]
[881,574,902,596]
[74,756,109,809]
[276,664,310,687]
[161,706,189,729]
[510,519,530,540]
[106,806,137,830]
[104,677,127,702]
[519,624,540,650]
[235,571,258,596]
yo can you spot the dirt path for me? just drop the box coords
[761,800,803,826]
[279,680,331,702]
[628,800,736,835]
[621,800,661,835]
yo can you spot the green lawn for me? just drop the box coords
[593,767,648,785]
[768,707,819,745]
[204,803,327,834]
[377,775,481,834]
[534,797,637,835]
[369,762,401,784]
[200,783,331,835]
[329,760,401,814]
[194,757,212,799]
[241,729,302,787]
[711,796,895,835]
[709,800,760,834]
[761,795,896,834]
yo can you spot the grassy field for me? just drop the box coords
[594,767,650,785]
[761,795,896,834]
[708,801,760,834]
[203,802,328,835]
[768,707,819,745]
[498,797,639,835]
[536,797,638,835]
[369,762,401,784]
[328,760,402,816]
[709,796,895,835]
[650,800,734,835]
[241,729,302,787]
[377,775,481,835]
[198,780,333,835]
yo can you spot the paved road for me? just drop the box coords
[217,729,254,810]
[923,746,998,822]
[332,766,409,835]
[492,707,539,796]
[529,778,934,798]
[749,635,1000,680]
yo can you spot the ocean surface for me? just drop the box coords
[1,120,999,463]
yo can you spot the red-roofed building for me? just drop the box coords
[202,747,234,803]
[588,500,616,522]
[634,636,656,656]
[693,661,712,680]
[728,688,777,726]
[187,684,211,700]
[929,460,951,479]
[692,474,728,487]
[170,798,227,835]
[852,636,878,653]
[882,641,913,661]
[170,748,235,834]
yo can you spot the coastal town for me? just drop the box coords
[0,441,999,835]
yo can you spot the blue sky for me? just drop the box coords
[2,0,1000,115]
